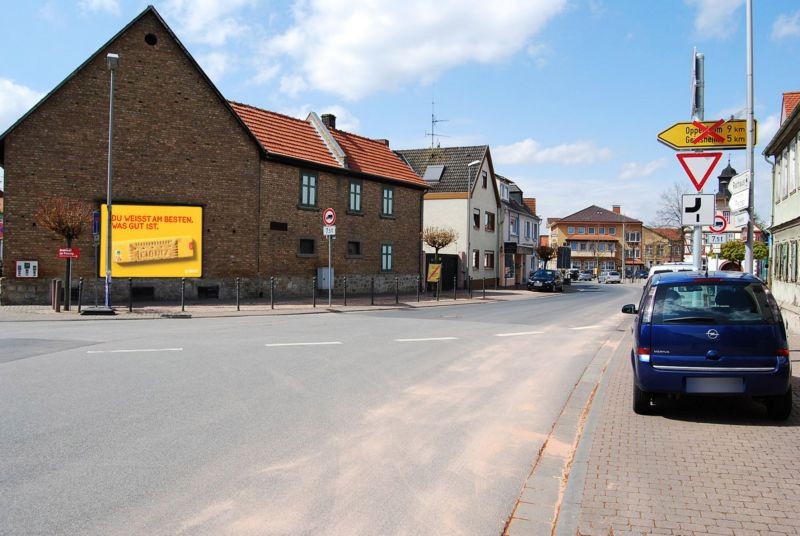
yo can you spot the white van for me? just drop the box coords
[647,262,696,278]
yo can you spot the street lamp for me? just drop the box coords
[104,53,118,311]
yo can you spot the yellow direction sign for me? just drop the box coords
[657,119,756,150]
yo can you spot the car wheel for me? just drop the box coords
[765,387,792,420]
[632,380,652,415]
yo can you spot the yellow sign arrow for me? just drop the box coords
[657,119,756,150]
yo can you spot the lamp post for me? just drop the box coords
[104,53,118,310]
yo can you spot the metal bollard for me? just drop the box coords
[395,275,399,304]
[270,276,275,309]
[483,277,486,300]
[54,280,62,312]
[236,277,240,311]
[77,277,84,313]
[416,275,420,302]
[469,276,473,299]
[343,276,347,306]
[181,277,186,312]
[128,277,133,312]
[371,277,375,305]
[453,276,457,301]
[436,280,440,301]
[312,276,317,308]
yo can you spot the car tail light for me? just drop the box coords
[641,287,657,323]
[777,348,790,358]
[637,347,651,363]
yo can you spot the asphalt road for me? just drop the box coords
[0,281,643,536]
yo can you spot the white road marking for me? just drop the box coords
[265,342,342,347]
[495,331,544,337]
[87,348,183,354]
[394,337,458,342]
[570,325,601,330]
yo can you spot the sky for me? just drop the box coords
[2,0,800,227]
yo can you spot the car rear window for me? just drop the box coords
[650,282,780,325]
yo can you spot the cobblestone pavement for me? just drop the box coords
[556,322,800,536]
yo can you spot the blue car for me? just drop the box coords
[621,271,792,419]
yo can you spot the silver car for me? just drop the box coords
[599,270,621,283]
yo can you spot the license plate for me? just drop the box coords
[534,281,542,287]
[686,377,744,394]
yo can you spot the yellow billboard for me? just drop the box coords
[99,204,202,278]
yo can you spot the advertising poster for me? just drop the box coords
[99,204,202,278]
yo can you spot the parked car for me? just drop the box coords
[634,269,648,279]
[568,269,580,281]
[527,269,564,292]
[599,270,621,284]
[578,270,594,281]
[621,271,791,419]
[648,262,695,278]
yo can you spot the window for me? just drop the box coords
[597,243,605,252]
[609,227,617,235]
[485,212,495,232]
[567,226,575,234]
[300,171,317,207]
[578,226,585,234]
[472,249,480,269]
[382,187,394,216]
[645,245,654,257]
[347,241,362,257]
[599,226,606,235]
[298,238,315,255]
[510,216,519,236]
[656,244,665,257]
[626,231,641,242]
[588,227,595,234]
[570,242,578,251]
[484,250,495,269]
[525,221,532,239]
[473,208,481,228]
[500,183,509,200]
[381,243,393,272]
[349,180,362,212]
[580,242,587,251]
[481,171,488,188]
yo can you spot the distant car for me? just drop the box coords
[568,269,580,281]
[634,269,648,279]
[599,270,621,284]
[527,269,564,292]
[578,270,594,281]
[621,271,791,419]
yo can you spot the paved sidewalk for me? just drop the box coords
[555,325,800,536]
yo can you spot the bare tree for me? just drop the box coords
[653,182,692,260]
[35,197,94,310]
[422,226,457,262]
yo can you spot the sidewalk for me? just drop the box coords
[554,325,800,536]
[0,286,545,321]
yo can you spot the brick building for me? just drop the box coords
[0,6,426,304]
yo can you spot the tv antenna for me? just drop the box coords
[425,99,448,148]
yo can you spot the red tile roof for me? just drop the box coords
[782,92,800,124]
[650,227,682,241]
[523,197,537,215]
[330,129,427,187]
[230,101,426,187]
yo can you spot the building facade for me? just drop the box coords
[0,6,426,304]
[497,176,539,286]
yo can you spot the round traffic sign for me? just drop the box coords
[710,213,727,234]
[322,208,336,226]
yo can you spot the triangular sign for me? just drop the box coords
[676,152,722,192]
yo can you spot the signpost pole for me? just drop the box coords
[744,0,755,274]
[692,51,704,271]
[328,235,332,307]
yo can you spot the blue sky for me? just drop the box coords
[2,0,799,226]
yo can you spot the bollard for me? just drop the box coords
[51,279,57,311]
[55,280,62,313]
[395,275,399,304]
[181,277,186,312]
[236,277,240,311]
[371,277,375,305]
[343,276,348,307]
[270,276,275,309]
[312,276,317,308]
[77,277,84,313]
[436,280,440,301]
[453,276,457,301]
[416,275,420,302]
[128,277,133,312]
[483,277,486,300]
[469,276,473,299]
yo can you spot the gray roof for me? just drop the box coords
[558,205,640,224]
[395,145,488,193]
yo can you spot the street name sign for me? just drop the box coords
[729,189,749,211]
[657,119,756,150]
[57,247,81,259]
[681,194,715,226]
[728,170,751,195]
[733,210,750,228]
[676,152,722,191]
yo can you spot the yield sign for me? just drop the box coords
[676,152,722,191]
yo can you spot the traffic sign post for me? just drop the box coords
[322,208,336,306]
[728,170,750,195]
[729,189,749,212]
[657,119,756,151]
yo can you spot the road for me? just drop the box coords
[0,282,642,536]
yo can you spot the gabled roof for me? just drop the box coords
[0,5,264,166]
[557,205,640,224]
[782,92,800,124]
[649,227,683,241]
[395,145,489,193]
[765,91,800,156]
[231,102,426,188]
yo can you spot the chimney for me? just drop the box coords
[321,114,336,130]
[376,138,389,147]
[612,205,621,214]
[523,197,537,215]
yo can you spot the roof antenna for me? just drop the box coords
[425,94,449,148]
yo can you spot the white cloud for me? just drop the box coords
[78,0,120,15]
[686,0,743,40]
[0,78,45,134]
[772,11,800,40]
[261,0,567,100]
[494,138,612,165]
[619,159,666,180]
[758,114,779,146]
[162,0,255,47]
[198,52,231,82]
